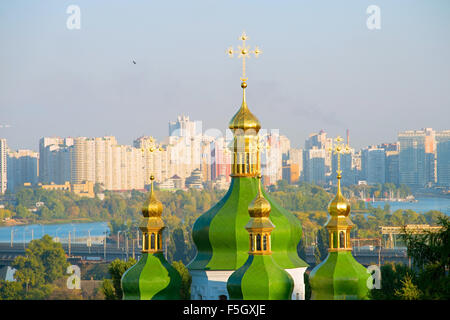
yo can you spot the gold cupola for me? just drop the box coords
[229,82,261,132]
[245,175,275,255]
[142,175,163,218]
[140,176,165,253]
[328,171,351,217]
[248,174,272,218]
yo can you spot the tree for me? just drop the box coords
[9,235,70,300]
[0,208,14,220]
[394,274,422,300]
[297,238,307,262]
[13,255,45,294]
[0,280,23,300]
[171,228,187,263]
[370,263,415,300]
[26,235,69,283]
[104,258,137,300]
[101,279,116,300]
[316,227,329,263]
[15,205,30,219]
[401,216,450,299]
[304,272,312,300]
[172,261,191,300]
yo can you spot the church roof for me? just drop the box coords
[227,255,294,300]
[121,252,182,300]
[187,177,308,270]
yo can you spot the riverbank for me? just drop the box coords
[370,197,450,215]
[0,217,99,227]
[0,221,110,243]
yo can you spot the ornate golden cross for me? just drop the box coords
[140,136,163,153]
[256,135,270,175]
[227,32,262,82]
[328,136,351,175]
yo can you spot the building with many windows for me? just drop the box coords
[436,130,450,187]
[0,139,7,194]
[367,147,386,185]
[39,137,73,184]
[385,150,399,185]
[398,130,428,188]
[303,147,326,185]
[7,149,39,193]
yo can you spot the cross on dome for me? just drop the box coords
[227,32,262,82]
[329,135,351,176]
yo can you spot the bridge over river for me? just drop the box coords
[0,242,144,266]
[304,247,410,268]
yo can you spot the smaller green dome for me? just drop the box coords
[227,255,294,300]
[309,251,372,300]
[121,252,182,300]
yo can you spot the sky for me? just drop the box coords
[1,0,449,151]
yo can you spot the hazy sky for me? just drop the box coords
[1,0,449,151]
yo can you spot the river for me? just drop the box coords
[369,197,450,215]
[0,197,448,243]
[0,221,109,243]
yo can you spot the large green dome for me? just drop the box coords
[188,176,308,270]
[309,251,371,300]
[121,252,182,300]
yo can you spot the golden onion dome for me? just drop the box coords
[327,175,350,217]
[248,176,271,218]
[142,176,163,218]
[228,82,261,132]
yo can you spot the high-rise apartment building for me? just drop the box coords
[367,147,386,185]
[289,148,303,175]
[7,149,39,192]
[210,137,231,182]
[304,130,332,169]
[39,137,73,184]
[0,139,7,194]
[169,115,201,137]
[261,133,283,186]
[71,137,95,184]
[385,150,399,185]
[398,130,428,188]
[303,147,326,185]
[360,146,386,185]
[71,136,143,191]
[424,128,437,185]
[436,130,450,187]
[134,136,168,184]
[279,135,291,162]
[282,148,303,184]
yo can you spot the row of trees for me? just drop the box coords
[2,182,447,274]
[0,235,87,300]
[369,216,449,300]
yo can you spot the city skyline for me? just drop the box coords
[2,122,449,195]
[1,119,447,154]
[1,1,450,151]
